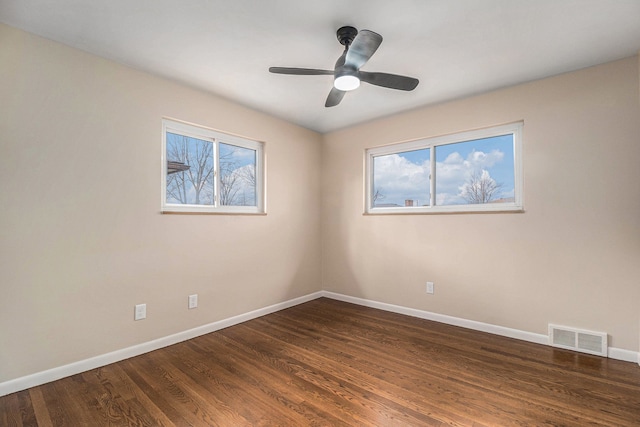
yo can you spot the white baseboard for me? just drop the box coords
[321,291,548,345]
[2,289,637,397]
[608,347,640,364]
[0,291,323,397]
[320,291,640,365]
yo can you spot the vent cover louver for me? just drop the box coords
[549,324,608,357]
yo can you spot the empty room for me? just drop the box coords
[1,1,640,425]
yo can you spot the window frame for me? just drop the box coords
[364,122,523,214]
[161,119,265,214]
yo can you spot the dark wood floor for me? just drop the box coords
[2,298,640,426]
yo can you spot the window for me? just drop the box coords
[365,122,523,214]
[162,119,264,214]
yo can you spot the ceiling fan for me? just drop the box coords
[269,26,419,107]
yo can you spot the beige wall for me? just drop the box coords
[322,56,640,352]
[0,24,322,382]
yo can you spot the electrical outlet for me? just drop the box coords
[426,282,434,294]
[188,294,198,309]
[134,303,146,320]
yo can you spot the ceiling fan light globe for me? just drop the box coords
[334,75,360,91]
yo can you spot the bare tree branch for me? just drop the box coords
[461,170,503,204]
[372,188,385,205]
[166,135,213,204]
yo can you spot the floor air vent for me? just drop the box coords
[549,324,608,357]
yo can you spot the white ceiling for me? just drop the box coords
[1,0,639,133]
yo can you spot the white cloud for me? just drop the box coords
[464,149,504,169]
[373,154,429,205]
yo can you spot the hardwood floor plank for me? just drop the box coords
[38,379,91,426]
[2,297,640,426]
[27,388,52,427]
[58,374,112,426]
[0,393,23,426]
[127,351,250,426]
[16,390,37,427]
[109,364,176,426]
[117,359,193,426]
[156,343,311,426]
[78,365,172,426]
[187,333,357,426]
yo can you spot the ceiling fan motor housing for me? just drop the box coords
[336,26,358,46]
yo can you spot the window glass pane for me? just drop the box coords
[219,142,257,206]
[372,148,430,207]
[165,132,214,205]
[435,135,514,206]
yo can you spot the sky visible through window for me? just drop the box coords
[373,135,514,207]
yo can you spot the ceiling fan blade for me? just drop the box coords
[359,71,419,91]
[325,87,346,107]
[345,30,382,70]
[269,67,333,76]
